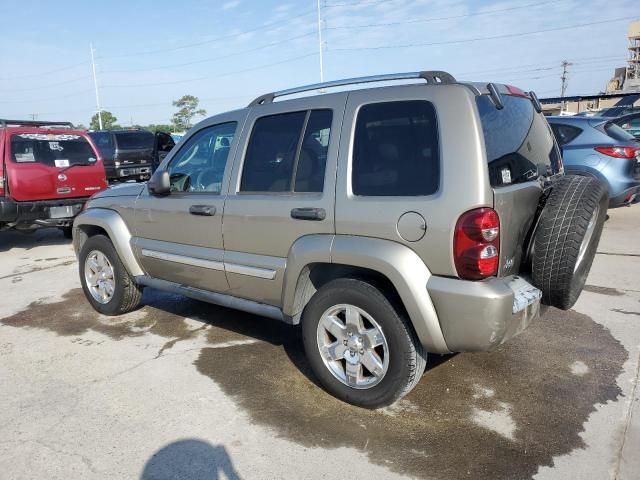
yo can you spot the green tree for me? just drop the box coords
[145,123,174,133]
[171,95,206,130]
[89,111,118,130]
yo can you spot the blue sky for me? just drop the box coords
[0,0,637,126]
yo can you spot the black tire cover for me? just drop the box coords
[531,175,608,310]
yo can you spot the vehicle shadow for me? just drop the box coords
[141,439,240,480]
[0,228,70,253]
[140,288,453,391]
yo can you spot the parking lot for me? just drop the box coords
[0,207,636,479]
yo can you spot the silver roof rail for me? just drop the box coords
[248,70,456,107]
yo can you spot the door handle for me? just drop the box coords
[189,205,216,216]
[290,207,326,221]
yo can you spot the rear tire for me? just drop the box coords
[532,175,608,310]
[61,227,73,239]
[301,278,426,408]
[79,234,143,315]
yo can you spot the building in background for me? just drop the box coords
[542,20,640,115]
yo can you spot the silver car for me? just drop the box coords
[73,72,608,408]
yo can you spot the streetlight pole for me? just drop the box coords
[90,43,103,130]
[317,0,324,83]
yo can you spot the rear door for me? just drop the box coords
[6,131,103,201]
[222,94,346,306]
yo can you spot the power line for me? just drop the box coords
[325,0,399,9]
[102,52,317,89]
[0,89,94,104]
[0,75,92,93]
[331,17,630,52]
[99,9,317,59]
[325,0,561,30]
[0,62,89,82]
[102,31,316,75]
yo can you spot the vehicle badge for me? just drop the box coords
[58,173,67,181]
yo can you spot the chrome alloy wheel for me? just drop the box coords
[575,204,599,273]
[84,250,115,304]
[316,304,390,389]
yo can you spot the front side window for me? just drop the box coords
[352,101,439,196]
[240,109,332,193]
[11,134,97,167]
[167,122,237,193]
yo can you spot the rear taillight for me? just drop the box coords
[594,146,639,159]
[454,208,500,280]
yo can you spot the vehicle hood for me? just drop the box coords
[94,182,146,198]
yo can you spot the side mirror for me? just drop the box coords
[148,170,171,196]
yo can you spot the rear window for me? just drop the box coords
[476,95,561,186]
[603,122,636,142]
[114,131,154,150]
[10,134,97,168]
[352,100,439,196]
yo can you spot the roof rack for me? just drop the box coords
[248,70,456,106]
[0,119,74,128]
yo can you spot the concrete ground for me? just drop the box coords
[0,207,638,480]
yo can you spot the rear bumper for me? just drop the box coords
[0,197,85,227]
[427,275,541,352]
[609,183,640,207]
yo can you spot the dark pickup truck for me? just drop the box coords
[88,129,175,182]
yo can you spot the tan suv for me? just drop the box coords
[73,72,608,408]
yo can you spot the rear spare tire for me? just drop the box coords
[532,175,608,310]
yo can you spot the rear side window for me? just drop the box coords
[476,95,560,186]
[550,123,582,146]
[88,131,114,153]
[10,134,97,167]
[352,101,439,196]
[115,131,154,150]
[240,110,332,193]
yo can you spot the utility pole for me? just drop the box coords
[560,60,572,112]
[90,43,103,130]
[317,0,324,83]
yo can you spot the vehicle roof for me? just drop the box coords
[614,112,640,121]
[546,115,609,125]
[1,126,90,136]
[90,129,153,134]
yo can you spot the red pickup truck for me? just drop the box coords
[0,119,107,237]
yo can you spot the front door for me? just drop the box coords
[222,93,347,306]
[133,113,247,293]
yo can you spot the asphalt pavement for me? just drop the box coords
[0,207,638,480]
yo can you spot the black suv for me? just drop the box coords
[88,129,175,182]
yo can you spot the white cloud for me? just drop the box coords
[222,0,241,10]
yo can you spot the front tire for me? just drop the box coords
[301,278,426,408]
[79,234,143,315]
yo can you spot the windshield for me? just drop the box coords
[476,94,561,186]
[11,134,97,168]
[114,131,154,150]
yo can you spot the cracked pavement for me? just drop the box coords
[0,206,639,479]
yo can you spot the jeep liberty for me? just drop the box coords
[73,72,608,407]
